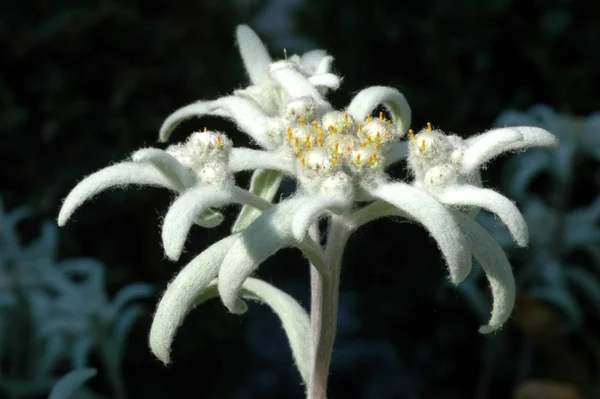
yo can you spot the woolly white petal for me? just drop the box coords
[209,96,275,148]
[299,49,327,71]
[195,278,311,384]
[236,25,272,86]
[49,368,97,399]
[149,235,236,364]
[232,169,283,233]
[218,198,324,314]
[132,148,196,189]
[270,67,329,109]
[229,148,295,174]
[463,126,558,173]
[384,141,409,166]
[308,73,341,90]
[315,55,334,74]
[459,128,523,174]
[292,193,352,242]
[346,86,412,136]
[158,101,229,143]
[58,162,177,226]
[437,185,528,247]
[365,182,471,283]
[452,211,516,333]
[162,186,272,261]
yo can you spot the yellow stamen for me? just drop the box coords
[335,142,339,153]
[317,136,322,147]
[386,131,391,140]
[347,145,351,152]
[359,122,363,132]
[311,120,318,128]
[421,139,426,151]
[217,136,222,146]
[305,134,311,151]
[356,154,361,165]
[328,125,337,133]
[375,143,380,152]
[387,120,392,126]
[296,149,301,157]
[287,126,293,140]
[369,155,374,165]
[299,118,305,126]
[379,112,383,121]
[376,132,381,142]
[367,136,373,144]
[333,154,338,166]
[361,141,367,148]
[367,114,371,123]
[301,157,305,167]
[427,122,432,132]
[344,112,348,122]
[408,129,415,139]
[295,137,299,147]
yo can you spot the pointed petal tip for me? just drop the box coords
[479,324,500,334]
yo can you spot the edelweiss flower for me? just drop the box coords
[57,130,273,257]
[159,25,341,144]
[398,123,557,331]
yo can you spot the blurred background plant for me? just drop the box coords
[0,198,152,398]
[1,0,599,398]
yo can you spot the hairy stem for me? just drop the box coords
[308,216,350,399]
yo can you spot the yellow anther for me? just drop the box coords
[408,129,415,139]
[379,112,383,121]
[296,149,302,157]
[376,132,381,142]
[328,125,337,133]
[305,134,311,151]
[317,136,322,147]
[217,136,222,146]
[367,114,372,123]
[301,157,306,167]
[344,112,348,122]
[386,131,392,140]
[387,120,392,126]
[359,122,363,132]
[375,143,380,152]
[287,126,293,140]
[367,136,373,144]
[356,153,361,165]
[361,141,367,148]
[335,142,339,153]
[421,139,426,151]
[369,155,374,165]
[299,118,305,126]
[311,120,318,128]
[295,137,300,147]
[427,122,432,132]
[333,154,338,166]
[347,145,351,152]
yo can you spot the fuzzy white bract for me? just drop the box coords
[57,24,560,396]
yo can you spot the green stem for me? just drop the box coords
[308,216,350,399]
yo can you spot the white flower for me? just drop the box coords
[57,129,273,260]
[159,25,341,144]
[401,123,558,331]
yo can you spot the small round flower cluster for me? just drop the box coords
[273,97,403,193]
[408,124,478,193]
[166,130,233,186]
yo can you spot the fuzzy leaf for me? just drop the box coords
[232,169,283,233]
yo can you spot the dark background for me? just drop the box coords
[1,0,599,398]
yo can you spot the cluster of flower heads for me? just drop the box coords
[57,25,558,386]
